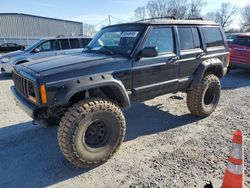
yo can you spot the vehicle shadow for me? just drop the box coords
[0,73,12,81]
[125,102,201,141]
[221,70,250,90]
[0,103,201,187]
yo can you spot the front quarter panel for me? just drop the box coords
[46,74,131,108]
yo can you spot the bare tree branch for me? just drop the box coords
[215,1,239,30]
[187,0,207,19]
[135,6,147,20]
[241,3,250,31]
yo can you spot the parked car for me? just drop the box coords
[226,33,239,43]
[11,18,229,168]
[0,36,92,73]
[0,43,25,53]
[228,33,250,69]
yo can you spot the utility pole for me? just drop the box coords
[108,15,111,25]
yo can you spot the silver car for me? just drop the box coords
[0,36,92,73]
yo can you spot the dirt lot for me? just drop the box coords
[0,70,249,188]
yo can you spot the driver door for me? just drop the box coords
[30,39,60,60]
[132,26,179,101]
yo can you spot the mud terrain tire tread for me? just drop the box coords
[187,74,221,117]
[57,98,126,168]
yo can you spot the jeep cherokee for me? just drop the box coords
[11,18,229,168]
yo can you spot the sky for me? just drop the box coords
[0,0,249,29]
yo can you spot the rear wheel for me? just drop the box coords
[187,74,221,117]
[58,98,126,168]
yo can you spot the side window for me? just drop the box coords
[37,40,56,52]
[69,39,80,49]
[178,27,194,50]
[80,38,92,48]
[233,36,250,47]
[202,27,224,48]
[60,39,70,50]
[144,27,174,53]
[178,27,201,50]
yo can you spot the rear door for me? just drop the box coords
[230,35,250,64]
[177,26,204,90]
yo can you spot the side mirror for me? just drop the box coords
[141,47,158,58]
[34,48,41,53]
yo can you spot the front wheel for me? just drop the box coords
[58,98,126,168]
[187,74,221,117]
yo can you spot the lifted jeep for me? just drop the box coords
[11,18,229,168]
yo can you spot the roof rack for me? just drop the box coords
[136,16,177,22]
[187,17,204,20]
[56,34,65,38]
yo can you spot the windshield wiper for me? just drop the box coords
[83,46,92,53]
[98,46,114,56]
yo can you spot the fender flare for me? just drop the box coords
[46,74,131,108]
[190,58,223,90]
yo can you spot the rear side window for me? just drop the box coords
[69,39,80,49]
[178,27,201,50]
[60,39,70,50]
[233,36,250,47]
[37,40,56,52]
[202,27,224,47]
[144,27,174,53]
[80,38,92,48]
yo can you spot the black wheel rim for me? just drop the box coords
[204,85,216,105]
[84,120,109,147]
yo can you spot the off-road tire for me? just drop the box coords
[187,74,221,117]
[58,98,126,168]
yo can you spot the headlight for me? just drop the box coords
[1,57,11,63]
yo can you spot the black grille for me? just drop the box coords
[12,71,35,99]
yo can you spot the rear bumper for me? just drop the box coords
[230,60,250,69]
[11,86,37,119]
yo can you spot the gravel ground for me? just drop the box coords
[0,70,249,188]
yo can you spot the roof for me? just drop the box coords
[238,33,250,37]
[0,13,82,24]
[107,18,219,28]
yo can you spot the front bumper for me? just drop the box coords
[11,86,37,119]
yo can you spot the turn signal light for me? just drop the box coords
[40,84,47,104]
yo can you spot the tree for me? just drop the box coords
[187,0,207,19]
[146,0,168,18]
[241,4,250,31]
[135,0,207,20]
[83,24,96,37]
[205,12,217,21]
[135,6,147,20]
[215,1,239,29]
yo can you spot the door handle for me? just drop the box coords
[196,52,206,59]
[168,56,179,64]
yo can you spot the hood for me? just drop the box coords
[1,50,26,58]
[20,52,129,80]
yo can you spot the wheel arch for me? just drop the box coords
[190,58,224,90]
[69,84,131,108]
[47,75,131,109]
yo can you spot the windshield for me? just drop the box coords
[24,40,43,52]
[86,25,145,56]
